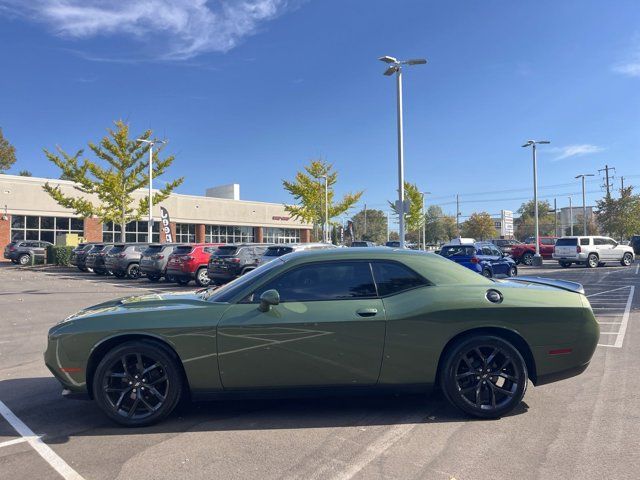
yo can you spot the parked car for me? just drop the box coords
[439,241,517,278]
[76,243,109,272]
[257,242,337,266]
[4,240,52,265]
[553,236,635,268]
[490,239,521,256]
[46,248,599,427]
[70,243,98,271]
[630,235,640,255]
[510,237,558,265]
[351,241,377,247]
[86,244,115,275]
[140,243,180,282]
[207,244,270,284]
[105,243,151,279]
[384,241,400,248]
[166,243,222,287]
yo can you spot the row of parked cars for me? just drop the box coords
[68,241,337,287]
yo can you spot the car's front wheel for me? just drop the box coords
[481,268,492,278]
[507,265,518,277]
[440,335,528,419]
[126,263,141,279]
[521,252,534,266]
[93,341,183,427]
[621,252,633,266]
[587,253,599,268]
[18,254,30,265]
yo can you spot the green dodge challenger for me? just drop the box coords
[45,248,599,426]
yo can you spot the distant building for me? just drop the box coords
[558,206,595,234]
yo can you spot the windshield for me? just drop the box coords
[108,245,125,254]
[173,246,194,255]
[264,246,293,257]
[201,258,284,302]
[214,246,239,256]
[143,245,164,254]
[440,246,476,257]
[555,238,578,246]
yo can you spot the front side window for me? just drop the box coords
[371,261,430,297]
[541,238,556,245]
[593,237,606,246]
[251,261,376,302]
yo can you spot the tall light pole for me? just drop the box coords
[137,138,166,242]
[575,173,594,235]
[521,140,550,266]
[568,196,573,236]
[420,191,431,250]
[380,55,426,248]
[320,175,329,243]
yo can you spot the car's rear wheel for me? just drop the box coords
[126,263,141,279]
[481,268,492,278]
[587,254,599,268]
[18,254,30,265]
[195,267,210,287]
[621,252,633,266]
[440,335,528,419]
[559,261,571,268]
[521,252,534,266]
[93,341,183,427]
[507,265,518,277]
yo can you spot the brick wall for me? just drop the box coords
[0,214,10,261]
[195,224,205,243]
[254,227,263,243]
[160,222,177,244]
[300,229,311,243]
[83,217,103,242]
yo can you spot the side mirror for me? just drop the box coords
[258,289,280,312]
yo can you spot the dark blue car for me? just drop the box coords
[439,242,517,278]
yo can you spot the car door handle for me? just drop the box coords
[356,308,378,317]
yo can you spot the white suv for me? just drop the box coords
[553,236,635,268]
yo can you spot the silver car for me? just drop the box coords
[140,243,180,282]
[105,243,151,279]
[257,242,337,266]
[553,236,635,268]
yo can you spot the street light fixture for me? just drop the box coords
[420,191,431,250]
[379,55,427,248]
[320,175,329,243]
[521,140,550,266]
[137,138,167,242]
[575,174,594,235]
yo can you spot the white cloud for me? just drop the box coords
[551,144,604,160]
[0,0,292,60]
[612,61,640,77]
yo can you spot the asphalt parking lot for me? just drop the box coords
[1,261,639,480]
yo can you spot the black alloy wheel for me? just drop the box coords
[93,341,182,427]
[481,268,492,278]
[587,253,599,268]
[521,252,534,266]
[440,335,528,419]
[621,253,633,266]
[126,263,141,279]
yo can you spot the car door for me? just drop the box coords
[540,238,556,258]
[217,260,386,389]
[593,237,609,261]
[604,238,620,260]
[479,245,495,272]
[489,245,509,274]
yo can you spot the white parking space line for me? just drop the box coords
[587,286,631,297]
[0,436,30,449]
[614,286,635,348]
[636,263,639,275]
[0,400,85,480]
[595,286,634,349]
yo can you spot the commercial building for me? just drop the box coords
[0,174,312,249]
[490,210,514,238]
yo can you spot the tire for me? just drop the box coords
[481,268,492,278]
[621,252,633,266]
[521,252,534,266]
[559,261,571,268]
[439,335,528,419]
[147,274,161,283]
[507,265,518,277]
[587,253,599,268]
[92,340,183,427]
[126,263,141,279]
[18,254,30,266]
[195,267,211,287]
[176,278,190,286]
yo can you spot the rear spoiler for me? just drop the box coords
[509,276,585,294]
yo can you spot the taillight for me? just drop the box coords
[576,246,581,253]
[181,255,194,261]
[227,258,241,263]
[153,254,164,259]
[116,253,126,258]
[470,256,479,264]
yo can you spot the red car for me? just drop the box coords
[166,243,222,287]
[511,236,558,265]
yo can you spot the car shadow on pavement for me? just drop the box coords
[0,377,529,445]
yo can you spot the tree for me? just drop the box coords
[42,120,184,241]
[351,208,387,245]
[423,205,458,244]
[0,127,17,173]
[283,159,363,240]
[462,212,496,240]
[18,170,32,177]
[388,182,425,237]
[569,214,599,236]
[441,215,460,241]
[595,186,640,240]
[514,200,555,240]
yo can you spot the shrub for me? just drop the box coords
[46,245,74,266]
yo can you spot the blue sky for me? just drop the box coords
[1,0,639,224]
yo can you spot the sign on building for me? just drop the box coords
[501,210,514,237]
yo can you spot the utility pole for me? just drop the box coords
[576,173,595,235]
[364,203,367,237]
[522,140,551,266]
[568,196,573,236]
[621,176,625,190]
[599,164,615,198]
[554,198,557,237]
[456,194,460,232]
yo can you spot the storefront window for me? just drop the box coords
[175,223,196,243]
[263,228,301,244]
[103,221,159,243]
[205,225,254,244]
[9,215,83,244]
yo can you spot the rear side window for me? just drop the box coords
[580,238,590,246]
[541,238,556,245]
[440,246,475,257]
[265,246,293,257]
[144,245,164,254]
[109,245,125,254]
[215,246,240,256]
[555,238,577,246]
[371,262,430,297]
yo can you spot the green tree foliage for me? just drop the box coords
[0,127,17,173]
[351,208,388,245]
[424,205,459,244]
[388,182,425,235]
[595,186,640,239]
[283,159,363,235]
[514,200,555,239]
[567,214,599,236]
[18,170,32,177]
[462,212,496,240]
[42,120,184,241]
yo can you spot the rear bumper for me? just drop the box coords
[140,262,165,275]
[536,362,590,386]
[166,267,195,279]
[552,253,587,262]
